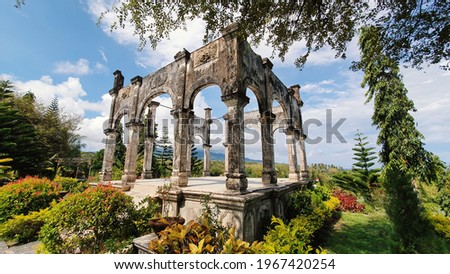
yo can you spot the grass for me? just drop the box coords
[322,211,396,254]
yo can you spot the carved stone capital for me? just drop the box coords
[262,58,274,70]
[174,48,190,61]
[221,92,249,108]
[131,75,143,85]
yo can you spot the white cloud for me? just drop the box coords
[54,58,107,75]
[54,59,90,75]
[0,74,113,152]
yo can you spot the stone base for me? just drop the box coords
[288,172,300,182]
[121,174,137,184]
[99,171,112,182]
[170,174,188,187]
[141,171,153,179]
[162,182,301,242]
[262,171,277,185]
[225,173,248,193]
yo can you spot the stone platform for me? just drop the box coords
[113,176,302,242]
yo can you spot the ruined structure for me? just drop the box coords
[100,24,308,241]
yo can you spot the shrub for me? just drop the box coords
[0,176,61,223]
[39,185,140,254]
[428,213,450,241]
[332,189,366,212]
[148,220,260,254]
[53,176,89,194]
[0,207,50,244]
[133,196,161,235]
[288,184,331,218]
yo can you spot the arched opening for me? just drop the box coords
[190,85,226,177]
[138,93,175,179]
[243,87,263,180]
[272,100,291,179]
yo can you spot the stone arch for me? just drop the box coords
[186,75,223,110]
[136,86,175,123]
[100,23,308,189]
[112,107,130,130]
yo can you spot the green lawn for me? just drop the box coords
[322,211,396,254]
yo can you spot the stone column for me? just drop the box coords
[203,144,212,176]
[298,132,309,184]
[285,127,300,182]
[203,108,212,176]
[186,110,195,177]
[260,111,277,185]
[99,128,117,182]
[121,121,142,184]
[222,92,249,193]
[170,108,190,187]
[222,114,229,176]
[141,101,160,179]
[100,70,123,182]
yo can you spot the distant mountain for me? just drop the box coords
[194,148,262,163]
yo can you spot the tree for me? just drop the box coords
[190,145,203,177]
[153,126,173,178]
[103,1,449,70]
[352,130,379,185]
[0,80,45,177]
[353,26,446,253]
[330,131,378,201]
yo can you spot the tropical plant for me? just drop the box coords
[39,185,142,253]
[0,176,61,223]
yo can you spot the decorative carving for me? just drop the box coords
[151,69,168,89]
[118,86,131,99]
[194,43,218,67]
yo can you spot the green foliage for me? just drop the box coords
[383,161,446,253]
[133,196,161,235]
[352,130,378,183]
[245,162,263,178]
[53,175,88,193]
[274,163,289,178]
[0,176,61,223]
[428,213,450,241]
[105,2,448,70]
[148,220,260,254]
[190,145,203,177]
[0,207,50,244]
[0,80,46,177]
[209,160,224,176]
[329,131,379,203]
[308,163,343,184]
[152,126,173,178]
[288,184,331,218]
[355,26,447,253]
[0,156,13,182]
[39,185,140,254]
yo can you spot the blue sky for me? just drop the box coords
[1,1,449,168]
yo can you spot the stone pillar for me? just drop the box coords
[203,108,212,176]
[100,70,123,182]
[186,110,195,177]
[298,132,309,184]
[203,144,212,176]
[285,127,300,182]
[222,92,249,193]
[141,101,160,179]
[170,108,191,187]
[100,128,117,182]
[260,111,277,185]
[121,121,141,184]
